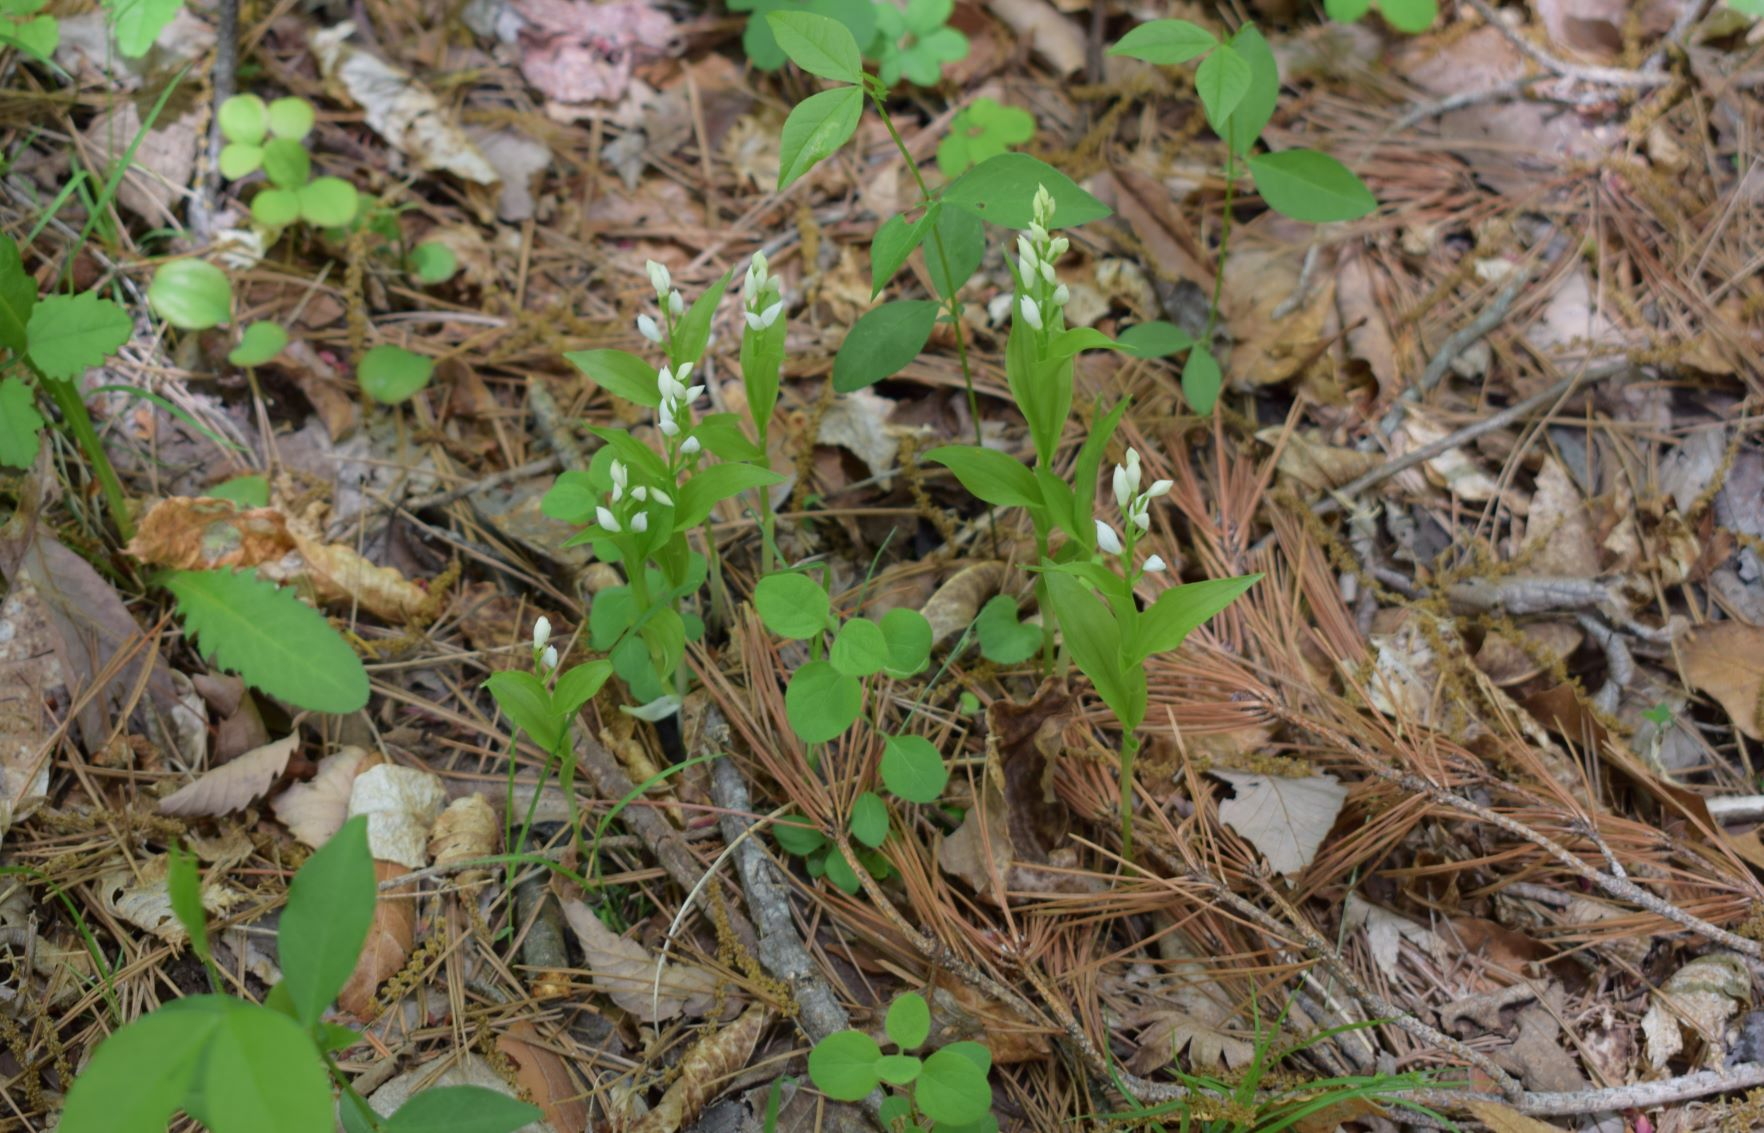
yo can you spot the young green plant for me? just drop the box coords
[58,817,541,1133]
[808,991,997,1132]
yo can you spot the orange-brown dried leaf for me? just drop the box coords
[630,1003,770,1133]
[127,496,295,571]
[1680,622,1764,740]
[428,794,498,872]
[498,1021,590,1133]
[282,512,429,624]
[338,861,415,1018]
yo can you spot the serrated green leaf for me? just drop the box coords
[832,299,939,392]
[27,292,132,379]
[778,85,863,191]
[1249,149,1378,223]
[163,569,369,712]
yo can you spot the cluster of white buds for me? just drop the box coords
[1014,184,1071,334]
[637,260,685,343]
[1095,447,1172,572]
[532,617,558,672]
[742,251,784,331]
[596,459,673,535]
[656,362,704,440]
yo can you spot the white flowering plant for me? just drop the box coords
[541,263,784,721]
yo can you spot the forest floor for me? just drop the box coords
[3,0,1764,1131]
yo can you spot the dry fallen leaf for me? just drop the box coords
[921,562,1009,646]
[559,899,719,1021]
[338,861,416,1019]
[160,734,299,817]
[272,746,372,848]
[498,1021,586,1133]
[349,763,448,869]
[817,387,902,484]
[1343,894,1444,980]
[1680,622,1764,740]
[429,794,499,875]
[510,0,676,105]
[630,1003,769,1133]
[368,1053,552,1133]
[1522,458,1600,576]
[1641,950,1750,1067]
[1210,767,1348,878]
[96,854,239,945]
[1466,1099,1571,1133]
[128,496,296,571]
[311,23,499,185]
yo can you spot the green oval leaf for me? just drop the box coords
[942,153,1112,229]
[267,97,316,141]
[148,260,232,331]
[279,816,375,1026]
[357,344,435,404]
[924,443,1042,510]
[875,1053,922,1085]
[879,607,932,677]
[849,790,890,848]
[778,85,863,191]
[407,241,458,285]
[885,992,931,1050]
[976,595,1041,665]
[565,347,661,408]
[1117,320,1196,358]
[1181,345,1222,416]
[879,734,947,803]
[832,299,939,392]
[767,9,863,83]
[1248,148,1378,223]
[298,176,360,227]
[1376,0,1438,31]
[251,187,301,228]
[1195,43,1251,135]
[1107,19,1218,64]
[831,616,890,677]
[192,1000,334,1133]
[228,321,288,367]
[809,1030,883,1100]
[914,1046,993,1125]
[261,138,311,188]
[218,93,268,145]
[382,1085,543,1133]
[754,571,831,640]
[786,660,862,744]
[218,142,264,179]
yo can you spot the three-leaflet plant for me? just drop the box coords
[808,991,997,1132]
[58,818,541,1133]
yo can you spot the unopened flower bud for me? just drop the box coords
[532,616,551,651]
[596,506,621,532]
[650,487,674,506]
[631,511,649,533]
[646,260,671,298]
[637,314,662,343]
[681,435,701,455]
[1019,296,1044,331]
[1143,554,1167,573]
[1095,519,1123,555]
[1052,283,1070,306]
[540,644,558,670]
[668,290,684,316]
[759,299,783,329]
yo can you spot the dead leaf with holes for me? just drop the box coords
[160,734,299,817]
[1209,767,1347,878]
[311,23,498,185]
[96,854,239,945]
[1642,950,1750,1067]
[560,899,721,1021]
[1680,622,1764,741]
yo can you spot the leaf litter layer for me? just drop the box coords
[3,0,1764,1130]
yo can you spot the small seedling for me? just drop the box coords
[58,818,541,1133]
[1,0,56,56]
[808,992,997,1130]
[869,0,969,88]
[216,93,360,230]
[936,97,1036,178]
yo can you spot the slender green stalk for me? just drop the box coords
[43,377,134,542]
[326,1051,383,1131]
[866,91,985,451]
[1205,125,1239,342]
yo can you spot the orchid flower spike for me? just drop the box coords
[1032,183,1056,229]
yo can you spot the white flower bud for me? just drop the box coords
[681,436,701,455]
[744,309,765,331]
[610,459,628,487]
[668,290,684,316]
[1028,222,1049,245]
[532,616,552,651]
[646,260,671,298]
[632,486,648,502]
[637,313,662,343]
[1032,183,1055,228]
[658,365,685,401]
[1052,283,1070,306]
[1143,554,1167,573]
[540,644,558,670]
[1131,501,1152,532]
[649,487,673,506]
[1095,519,1123,555]
[1113,465,1131,511]
[631,510,649,533]
[596,506,621,532]
[1146,479,1173,499]
[659,418,680,437]
[685,384,705,403]
[745,251,768,300]
[1041,261,1057,284]
[1048,236,1070,258]
[1019,296,1043,331]
[759,299,783,329]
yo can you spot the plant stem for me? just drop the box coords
[1204,127,1239,343]
[867,92,985,452]
[326,1050,382,1131]
[1119,730,1142,861]
[43,377,134,542]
